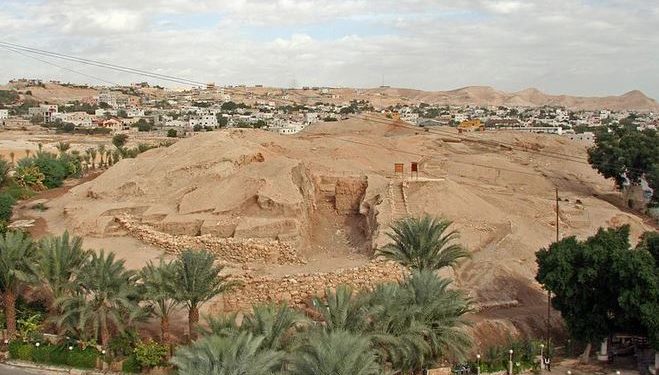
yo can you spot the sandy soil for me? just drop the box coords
[7,114,655,344]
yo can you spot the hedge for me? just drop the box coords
[8,341,99,369]
[121,354,142,373]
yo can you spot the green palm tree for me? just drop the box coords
[56,250,140,347]
[55,142,70,154]
[105,149,112,166]
[112,150,121,165]
[377,215,469,271]
[140,258,179,343]
[98,145,106,168]
[172,250,238,340]
[171,332,284,375]
[86,148,96,169]
[36,231,90,310]
[0,231,37,337]
[289,329,382,375]
[311,284,368,333]
[367,271,472,373]
[241,303,308,351]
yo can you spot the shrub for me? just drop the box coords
[66,347,99,369]
[30,153,68,188]
[167,129,177,138]
[122,354,142,373]
[134,340,168,369]
[0,158,10,186]
[14,165,45,190]
[0,193,15,222]
[109,329,140,357]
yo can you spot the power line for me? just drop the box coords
[0,41,206,87]
[0,45,120,86]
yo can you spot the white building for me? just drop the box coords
[399,109,419,124]
[189,114,217,128]
[269,122,306,135]
[0,109,9,120]
[97,91,117,107]
[51,111,93,128]
[453,113,468,123]
[126,108,145,118]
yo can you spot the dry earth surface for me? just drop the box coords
[5,115,655,347]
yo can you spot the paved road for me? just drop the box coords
[0,364,50,375]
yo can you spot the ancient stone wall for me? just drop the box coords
[222,260,406,310]
[115,215,304,264]
[334,176,368,214]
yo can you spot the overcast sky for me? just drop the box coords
[1,0,658,98]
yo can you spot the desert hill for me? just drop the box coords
[350,86,659,111]
[35,116,652,313]
[3,81,658,111]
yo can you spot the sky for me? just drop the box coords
[0,0,658,98]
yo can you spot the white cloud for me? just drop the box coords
[0,0,658,98]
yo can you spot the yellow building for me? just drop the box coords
[458,119,484,132]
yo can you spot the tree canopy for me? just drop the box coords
[587,126,659,205]
[536,226,659,350]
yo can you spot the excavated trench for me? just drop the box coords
[304,174,374,257]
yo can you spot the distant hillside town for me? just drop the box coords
[1,78,657,142]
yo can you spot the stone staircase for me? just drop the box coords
[392,181,409,219]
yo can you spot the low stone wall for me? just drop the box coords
[115,215,305,264]
[222,260,407,310]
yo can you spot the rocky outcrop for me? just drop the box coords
[115,215,305,264]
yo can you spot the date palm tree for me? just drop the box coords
[140,258,179,344]
[36,231,90,312]
[366,271,472,373]
[55,142,70,154]
[86,148,96,169]
[289,329,382,375]
[172,250,239,341]
[55,250,141,347]
[240,303,308,351]
[377,215,469,271]
[171,332,284,375]
[311,284,368,333]
[98,144,106,168]
[0,231,37,337]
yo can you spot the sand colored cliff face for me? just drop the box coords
[37,116,652,310]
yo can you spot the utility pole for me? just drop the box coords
[547,188,559,348]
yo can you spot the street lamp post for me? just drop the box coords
[477,354,481,375]
[509,349,514,375]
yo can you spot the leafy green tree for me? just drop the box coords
[587,127,658,205]
[220,101,238,112]
[216,115,228,128]
[536,226,659,359]
[112,134,129,150]
[18,152,68,188]
[166,129,177,138]
[56,250,141,347]
[377,215,469,271]
[0,231,37,337]
[36,231,90,310]
[289,330,381,375]
[171,332,284,375]
[140,258,179,343]
[172,250,238,340]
